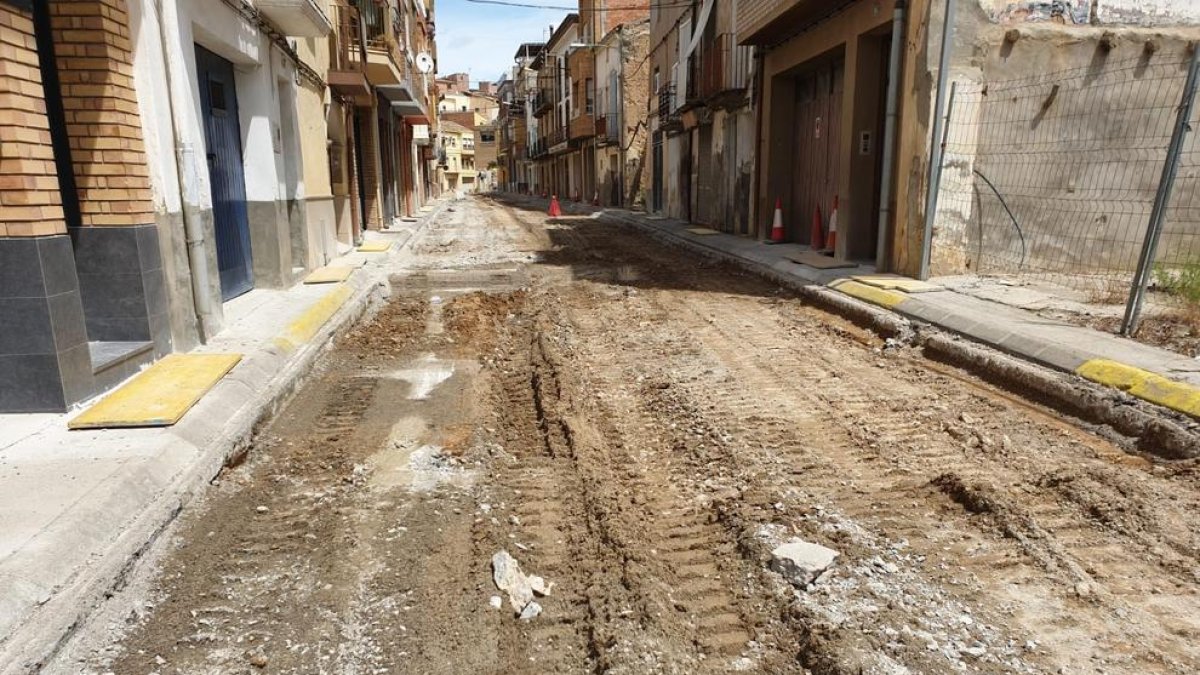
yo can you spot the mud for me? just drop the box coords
[57,196,1200,675]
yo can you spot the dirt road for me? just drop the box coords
[62,197,1200,674]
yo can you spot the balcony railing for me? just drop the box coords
[595,114,620,146]
[329,3,365,71]
[697,33,752,104]
[569,112,594,140]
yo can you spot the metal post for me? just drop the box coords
[919,0,957,280]
[1121,44,1200,336]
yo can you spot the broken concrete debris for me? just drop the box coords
[491,550,551,619]
[770,539,840,589]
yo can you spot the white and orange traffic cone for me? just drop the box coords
[548,194,562,217]
[768,197,785,243]
[825,195,839,255]
[810,204,824,251]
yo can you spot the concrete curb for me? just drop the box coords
[0,272,391,675]
[499,195,1199,458]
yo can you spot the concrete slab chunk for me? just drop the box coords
[770,539,839,589]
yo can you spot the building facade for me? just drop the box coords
[0,0,438,413]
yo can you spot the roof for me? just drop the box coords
[440,120,472,135]
[514,43,545,60]
[545,13,579,51]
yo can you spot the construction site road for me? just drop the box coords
[57,196,1200,675]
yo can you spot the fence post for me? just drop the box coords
[1121,45,1200,337]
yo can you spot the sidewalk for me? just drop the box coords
[508,194,1200,420]
[0,200,446,673]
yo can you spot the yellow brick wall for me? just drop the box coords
[0,4,67,238]
[50,0,154,227]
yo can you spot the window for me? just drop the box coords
[585,78,594,115]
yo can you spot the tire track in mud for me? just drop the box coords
[534,211,1200,672]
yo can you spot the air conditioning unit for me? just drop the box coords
[256,0,332,37]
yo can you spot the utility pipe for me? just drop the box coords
[919,0,957,280]
[155,0,218,341]
[875,0,906,271]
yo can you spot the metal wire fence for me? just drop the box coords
[931,52,1200,320]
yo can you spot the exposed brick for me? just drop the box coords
[49,0,153,228]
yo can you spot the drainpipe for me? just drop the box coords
[155,0,217,340]
[749,46,765,239]
[874,0,906,271]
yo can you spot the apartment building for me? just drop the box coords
[531,14,577,199]
[0,0,437,413]
[497,7,650,206]
[438,119,474,192]
[328,0,436,233]
[648,0,753,231]
[496,42,543,193]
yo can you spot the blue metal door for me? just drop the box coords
[196,45,253,300]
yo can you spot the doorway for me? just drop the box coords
[196,45,253,300]
[790,58,844,245]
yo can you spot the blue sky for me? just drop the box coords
[435,0,566,85]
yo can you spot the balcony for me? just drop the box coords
[697,33,752,109]
[328,3,371,102]
[569,112,594,140]
[595,114,619,147]
[544,126,566,152]
[360,1,404,87]
[656,84,681,133]
[737,0,831,46]
[529,137,548,159]
[532,88,554,117]
[257,0,332,37]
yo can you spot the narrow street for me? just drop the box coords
[64,198,1199,675]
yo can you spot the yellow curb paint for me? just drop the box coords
[357,241,392,253]
[1076,359,1200,418]
[304,266,355,284]
[68,353,242,429]
[273,284,353,353]
[829,279,908,309]
[852,274,942,293]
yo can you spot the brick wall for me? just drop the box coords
[50,0,154,227]
[0,4,66,237]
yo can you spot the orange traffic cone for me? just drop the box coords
[826,195,839,255]
[768,197,785,243]
[548,194,562,217]
[810,204,824,251]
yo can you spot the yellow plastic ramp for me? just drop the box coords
[828,278,908,309]
[357,241,392,253]
[304,266,355,284]
[686,227,721,235]
[852,274,942,293]
[1076,359,1200,418]
[273,284,353,353]
[69,353,242,429]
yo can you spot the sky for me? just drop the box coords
[435,0,567,85]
